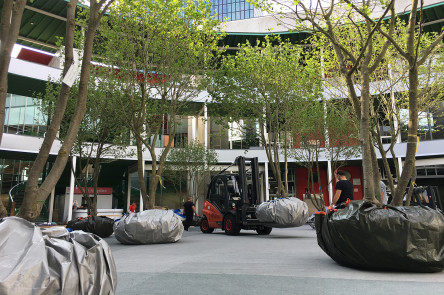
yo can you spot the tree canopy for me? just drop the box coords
[98,0,224,209]
[208,35,323,197]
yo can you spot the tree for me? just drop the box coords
[0,0,26,145]
[208,36,322,198]
[67,67,131,216]
[341,0,444,205]
[249,0,397,204]
[0,0,27,217]
[18,0,115,221]
[251,0,444,205]
[365,26,444,203]
[164,141,218,208]
[289,98,360,209]
[99,0,223,209]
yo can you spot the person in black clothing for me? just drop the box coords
[183,196,198,231]
[332,170,354,205]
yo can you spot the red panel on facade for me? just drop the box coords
[16,48,53,65]
[66,187,113,195]
[295,167,329,205]
[295,166,363,206]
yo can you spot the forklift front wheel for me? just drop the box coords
[224,214,241,236]
[200,217,214,233]
[256,226,272,235]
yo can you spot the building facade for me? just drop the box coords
[2,0,444,222]
[211,0,263,22]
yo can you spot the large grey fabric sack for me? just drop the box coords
[114,209,183,244]
[40,225,69,237]
[0,217,117,295]
[256,197,310,228]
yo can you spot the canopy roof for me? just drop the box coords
[3,0,444,54]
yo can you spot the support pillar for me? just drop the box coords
[127,172,131,213]
[140,159,144,212]
[264,162,269,201]
[204,104,208,148]
[67,156,76,221]
[48,188,55,223]
[327,160,333,205]
[191,116,196,142]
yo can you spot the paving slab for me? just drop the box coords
[105,225,444,295]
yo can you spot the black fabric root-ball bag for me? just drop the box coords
[315,200,444,272]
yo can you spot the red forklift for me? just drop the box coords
[200,156,273,236]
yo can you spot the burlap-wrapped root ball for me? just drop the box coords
[67,215,115,238]
[256,197,310,228]
[114,209,184,244]
[315,200,444,272]
[0,217,117,295]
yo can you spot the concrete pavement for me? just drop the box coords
[105,225,444,295]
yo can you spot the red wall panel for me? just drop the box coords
[295,165,363,206]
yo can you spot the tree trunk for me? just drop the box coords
[359,71,376,201]
[259,108,286,198]
[0,201,7,218]
[149,169,159,209]
[392,65,419,205]
[149,114,177,208]
[389,145,400,195]
[284,132,289,194]
[136,138,149,210]
[19,1,110,221]
[378,138,396,201]
[91,156,101,217]
[370,134,382,204]
[19,0,78,221]
[392,0,420,205]
[0,0,26,144]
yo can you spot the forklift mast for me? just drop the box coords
[235,156,260,206]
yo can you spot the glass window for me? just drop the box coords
[37,107,47,125]
[10,94,26,107]
[4,94,48,136]
[426,168,436,175]
[400,104,444,141]
[417,167,426,176]
[4,108,9,126]
[24,105,36,125]
[8,106,23,125]
[215,178,225,197]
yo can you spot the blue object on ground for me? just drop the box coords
[173,209,186,218]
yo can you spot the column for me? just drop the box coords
[327,160,333,205]
[67,156,76,221]
[204,104,208,148]
[191,116,196,142]
[140,160,144,212]
[264,162,269,201]
[127,172,131,213]
[48,188,55,223]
